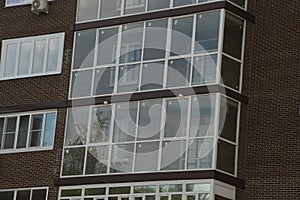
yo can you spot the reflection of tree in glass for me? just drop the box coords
[90,107,111,143]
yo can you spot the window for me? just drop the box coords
[0,111,57,153]
[6,0,31,7]
[0,33,64,80]
[0,188,48,200]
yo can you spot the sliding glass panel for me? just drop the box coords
[0,191,14,200]
[16,115,29,148]
[147,0,169,11]
[167,58,191,88]
[86,145,109,174]
[98,27,119,65]
[140,61,164,90]
[221,55,241,90]
[77,0,99,22]
[18,41,31,76]
[110,143,134,173]
[217,140,236,174]
[47,38,60,72]
[90,106,112,143]
[16,190,30,200]
[229,0,246,8]
[173,0,196,7]
[43,112,56,147]
[32,189,47,200]
[4,43,17,77]
[94,67,116,96]
[118,64,140,93]
[161,140,186,170]
[100,0,122,19]
[187,139,213,169]
[71,70,93,98]
[135,142,159,171]
[62,147,86,176]
[32,40,46,74]
[29,114,43,147]
[124,0,146,15]
[3,117,17,149]
[192,54,217,85]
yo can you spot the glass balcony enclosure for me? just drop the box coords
[70,10,245,99]
[76,0,247,23]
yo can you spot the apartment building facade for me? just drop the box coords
[0,0,299,200]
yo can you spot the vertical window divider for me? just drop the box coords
[13,190,17,200]
[234,102,242,176]
[26,114,33,148]
[163,18,172,88]
[43,38,50,73]
[107,103,116,174]
[14,43,21,77]
[157,99,167,171]
[90,29,100,97]
[121,0,125,16]
[145,0,149,11]
[138,22,147,91]
[190,14,197,87]
[0,44,5,78]
[0,118,5,150]
[28,40,35,75]
[114,26,123,94]
[212,93,221,170]
[29,189,33,200]
[40,113,47,147]
[239,20,247,93]
[97,0,102,20]
[13,116,20,149]
[170,0,174,8]
[83,106,93,175]
[184,96,192,170]
[216,9,225,85]
[132,101,141,172]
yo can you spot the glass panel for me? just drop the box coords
[85,188,106,195]
[144,19,168,61]
[215,195,231,200]
[109,186,131,194]
[189,95,215,137]
[161,140,186,170]
[16,190,30,200]
[4,117,17,149]
[100,0,122,19]
[0,191,14,200]
[32,40,46,73]
[90,106,112,143]
[141,61,164,91]
[199,194,210,200]
[195,11,220,53]
[110,143,134,173]
[65,107,89,146]
[32,189,47,200]
[147,0,169,11]
[173,0,196,7]
[120,23,143,64]
[61,189,82,197]
[192,55,217,85]
[7,0,21,5]
[113,102,138,143]
[17,115,29,148]
[18,42,31,75]
[223,13,244,59]
[6,117,17,132]
[219,97,238,142]
[4,43,17,77]
[31,114,43,130]
[117,64,140,93]
[134,185,156,193]
[29,130,42,147]
[98,27,119,65]
[146,196,156,200]
[62,147,86,176]
[46,38,60,72]
[167,58,191,88]
[74,30,96,69]
[124,0,146,14]
[135,142,159,171]
[77,0,99,22]
[94,67,116,95]
[186,195,196,200]
[86,145,109,174]
[217,140,236,174]
[165,99,188,138]
[159,184,182,192]
[171,194,182,200]
[229,0,245,8]
[0,118,4,148]
[221,56,241,90]
[186,184,210,192]
[3,133,15,149]
[187,139,213,169]
[138,99,162,140]
[171,16,193,56]
[71,70,93,98]
[43,112,56,146]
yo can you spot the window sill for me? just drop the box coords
[0,146,54,154]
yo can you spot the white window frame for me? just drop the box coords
[0,187,49,200]
[0,33,64,81]
[5,0,53,8]
[0,110,57,154]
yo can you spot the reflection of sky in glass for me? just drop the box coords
[7,0,20,4]
[43,112,56,146]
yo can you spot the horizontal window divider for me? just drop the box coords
[55,170,245,189]
[218,137,237,145]
[72,1,254,32]
[0,146,53,155]
[222,53,242,63]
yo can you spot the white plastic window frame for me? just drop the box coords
[0,187,49,200]
[0,32,65,81]
[0,110,57,154]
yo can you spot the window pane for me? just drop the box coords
[141,61,164,90]
[109,187,131,194]
[161,140,186,170]
[229,0,245,8]
[65,107,89,146]
[74,30,96,69]
[3,133,15,149]
[4,117,16,149]
[7,0,21,4]
[138,99,162,140]
[77,0,99,22]
[86,145,109,174]
[120,23,143,64]
[167,58,191,88]
[30,114,43,146]
[134,185,156,193]
[219,97,238,142]
[31,114,43,131]
[6,117,17,132]
[71,70,93,98]
[190,95,215,137]
[32,189,47,200]
[18,42,31,76]
[144,19,168,60]
[62,147,85,176]
[147,0,169,11]
[195,11,220,53]
[0,191,14,200]
[100,0,121,19]
[173,0,196,7]
[192,55,217,85]
[186,184,210,192]
[171,16,193,56]
[221,56,241,90]
[187,139,213,169]
[113,102,137,142]
[110,144,134,173]
[4,43,17,77]
[93,67,116,95]
[117,64,140,93]
[165,99,188,137]
[0,118,4,148]
[90,106,112,143]
[16,190,30,200]
[124,0,146,14]
[61,189,82,197]
[32,40,46,73]
[159,184,182,192]
[217,140,236,174]
[17,115,29,148]
[98,27,119,65]
[135,142,159,172]
[223,13,244,59]
[43,112,56,146]
[85,188,106,195]
[46,38,60,72]
[30,130,42,147]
